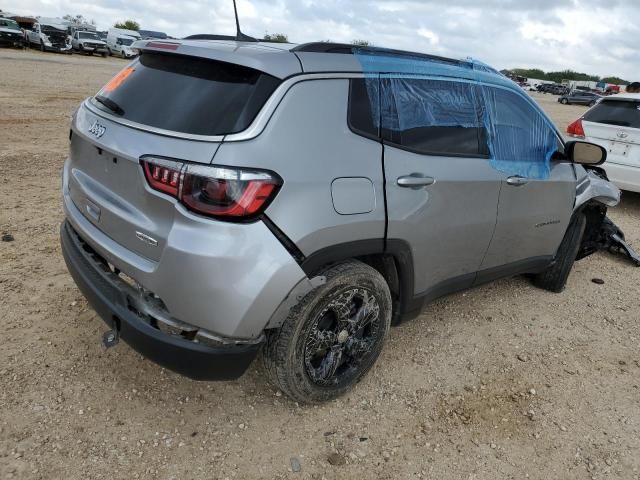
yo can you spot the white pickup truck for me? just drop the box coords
[26,21,72,53]
[71,30,108,56]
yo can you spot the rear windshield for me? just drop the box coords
[93,52,281,136]
[584,99,640,128]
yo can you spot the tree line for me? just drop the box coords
[508,68,628,85]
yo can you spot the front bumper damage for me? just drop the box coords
[579,215,640,267]
[575,169,640,267]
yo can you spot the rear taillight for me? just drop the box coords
[140,157,281,221]
[141,158,183,196]
[566,118,585,138]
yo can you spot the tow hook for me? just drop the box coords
[102,328,119,348]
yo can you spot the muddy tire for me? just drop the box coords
[262,260,392,403]
[534,213,586,293]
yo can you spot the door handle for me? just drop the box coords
[506,176,529,186]
[397,174,435,188]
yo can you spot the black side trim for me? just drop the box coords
[400,256,555,323]
[262,215,306,263]
[301,239,385,277]
[474,256,553,285]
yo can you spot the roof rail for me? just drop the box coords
[183,33,257,42]
[291,42,464,66]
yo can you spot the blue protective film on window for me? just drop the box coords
[354,49,558,179]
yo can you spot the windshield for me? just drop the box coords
[79,32,98,40]
[0,19,20,30]
[117,37,134,46]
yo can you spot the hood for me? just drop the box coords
[0,27,23,34]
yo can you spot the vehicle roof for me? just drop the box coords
[134,39,513,88]
[605,92,640,101]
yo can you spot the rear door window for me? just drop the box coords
[380,78,489,157]
[93,52,281,136]
[583,99,640,128]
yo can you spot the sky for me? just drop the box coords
[3,0,638,80]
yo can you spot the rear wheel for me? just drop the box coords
[534,213,586,293]
[40,41,45,52]
[262,260,392,403]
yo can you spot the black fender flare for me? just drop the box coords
[299,238,416,319]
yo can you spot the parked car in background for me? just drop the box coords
[26,20,71,53]
[559,90,601,106]
[61,40,619,402]
[568,93,640,192]
[0,17,25,48]
[538,84,569,95]
[106,28,140,58]
[71,30,108,56]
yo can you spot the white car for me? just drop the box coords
[567,93,640,192]
[106,28,140,58]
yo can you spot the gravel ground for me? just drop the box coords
[1,49,639,480]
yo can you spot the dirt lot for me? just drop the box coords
[1,49,639,480]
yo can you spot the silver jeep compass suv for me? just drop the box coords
[61,40,619,403]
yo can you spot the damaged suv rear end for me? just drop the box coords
[61,42,307,379]
[61,40,636,403]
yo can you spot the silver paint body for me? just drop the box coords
[62,40,620,340]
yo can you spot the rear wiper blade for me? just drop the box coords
[94,95,124,116]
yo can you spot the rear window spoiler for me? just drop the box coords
[132,39,302,79]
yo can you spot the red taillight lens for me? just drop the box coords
[181,166,280,218]
[566,118,585,138]
[142,159,183,196]
[140,158,281,221]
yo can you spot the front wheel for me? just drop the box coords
[40,41,45,52]
[533,213,586,293]
[262,260,392,403]
[560,98,569,105]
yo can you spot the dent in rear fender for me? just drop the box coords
[63,185,307,339]
[145,207,308,338]
[574,170,621,211]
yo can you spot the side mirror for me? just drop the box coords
[566,141,607,166]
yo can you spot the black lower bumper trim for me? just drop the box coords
[60,220,261,381]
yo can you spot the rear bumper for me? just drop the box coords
[61,220,261,380]
[603,162,640,193]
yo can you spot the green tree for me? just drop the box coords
[600,76,628,85]
[351,39,370,46]
[114,20,140,31]
[510,68,546,79]
[263,33,288,43]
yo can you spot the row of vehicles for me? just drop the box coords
[24,23,141,58]
[0,14,147,59]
